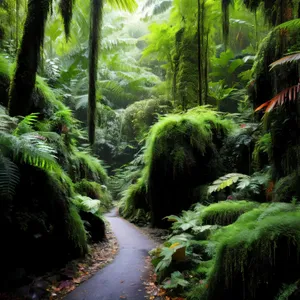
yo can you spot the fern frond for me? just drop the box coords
[72,194,101,215]
[14,113,39,135]
[0,132,59,171]
[0,155,20,200]
[275,19,300,31]
[208,173,249,194]
[270,52,300,70]
[0,113,17,133]
[255,82,300,113]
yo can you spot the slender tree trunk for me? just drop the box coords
[8,0,51,117]
[16,0,19,51]
[88,0,103,145]
[204,29,209,104]
[197,0,203,106]
[201,0,207,104]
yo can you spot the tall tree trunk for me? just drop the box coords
[88,0,103,145]
[201,0,207,104]
[204,29,209,104]
[197,0,203,106]
[8,0,51,117]
[16,0,20,51]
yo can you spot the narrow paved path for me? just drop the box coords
[65,209,156,300]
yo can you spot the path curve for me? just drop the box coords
[65,209,156,300]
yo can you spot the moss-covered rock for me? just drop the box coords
[74,179,112,211]
[201,200,259,226]
[119,178,150,224]
[79,211,106,242]
[139,108,234,227]
[122,97,172,143]
[201,208,300,300]
[0,165,88,288]
[273,172,298,202]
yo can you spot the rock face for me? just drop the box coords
[79,211,106,242]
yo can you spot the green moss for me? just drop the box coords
[0,53,11,107]
[71,151,108,183]
[74,179,112,211]
[122,97,172,142]
[67,205,89,257]
[0,53,10,76]
[273,172,297,202]
[196,260,214,278]
[201,200,259,226]
[134,107,235,227]
[201,208,300,300]
[119,178,150,224]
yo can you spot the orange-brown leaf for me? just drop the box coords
[270,52,300,69]
[255,82,300,113]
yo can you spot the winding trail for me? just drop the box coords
[65,209,156,300]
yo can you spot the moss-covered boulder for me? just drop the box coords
[273,172,298,202]
[201,208,300,300]
[126,108,233,227]
[0,165,88,288]
[74,179,112,211]
[201,200,259,226]
[79,211,106,242]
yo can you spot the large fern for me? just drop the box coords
[208,173,250,194]
[0,154,20,200]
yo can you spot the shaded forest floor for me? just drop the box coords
[0,225,118,300]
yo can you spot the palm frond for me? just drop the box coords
[255,82,300,113]
[108,0,137,13]
[270,52,300,70]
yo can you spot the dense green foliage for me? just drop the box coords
[120,108,234,227]
[1,0,300,298]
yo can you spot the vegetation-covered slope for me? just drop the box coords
[2,0,300,299]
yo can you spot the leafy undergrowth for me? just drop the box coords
[0,224,118,300]
[149,201,300,300]
[144,256,186,300]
